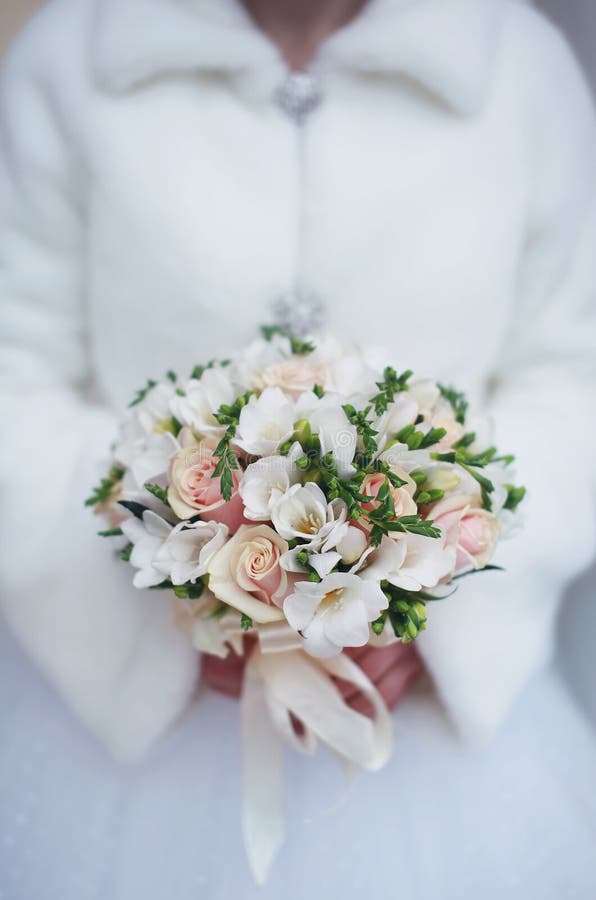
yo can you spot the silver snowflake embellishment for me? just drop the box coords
[272,291,326,338]
[274,72,323,124]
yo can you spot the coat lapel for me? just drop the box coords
[91,0,505,115]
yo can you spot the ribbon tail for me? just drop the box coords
[241,650,286,886]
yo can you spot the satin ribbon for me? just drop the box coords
[240,624,393,885]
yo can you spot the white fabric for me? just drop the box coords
[0,0,595,867]
[1,623,595,899]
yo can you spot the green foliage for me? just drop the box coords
[144,482,170,507]
[438,383,468,424]
[372,584,430,643]
[129,379,157,408]
[212,390,254,501]
[394,423,447,451]
[503,484,526,511]
[172,581,205,600]
[261,323,316,356]
[85,467,124,507]
[241,613,253,631]
[371,367,413,416]
[343,403,378,460]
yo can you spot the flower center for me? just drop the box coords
[320,588,344,610]
[297,513,323,535]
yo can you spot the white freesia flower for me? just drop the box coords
[114,382,178,471]
[360,534,455,592]
[374,393,419,448]
[284,573,388,658]
[234,387,296,456]
[153,520,229,585]
[336,525,368,565]
[122,511,228,588]
[271,482,348,549]
[121,510,174,588]
[238,443,302,520]
[281,547,342,579]
[125,431,180,492]
[170,368,236,438]
[407,378,441,419]
[296,392,357,478]
[323,345,378,399]
[379,442,433,474]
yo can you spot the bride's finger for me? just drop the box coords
[202,649,246,698]
[339,642,417,702]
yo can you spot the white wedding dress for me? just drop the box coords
[1,619,595,900]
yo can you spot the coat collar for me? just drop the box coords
[91,0,506,115]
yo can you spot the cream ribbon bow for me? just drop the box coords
[240,623,393,885]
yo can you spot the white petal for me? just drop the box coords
[301,616,341,658]
[308,551,341,578]
[283,583,323,631]
[324,596,369,648]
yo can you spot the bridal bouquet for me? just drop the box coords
[88,326,525,881]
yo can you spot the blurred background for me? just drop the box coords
[1,0,594,720]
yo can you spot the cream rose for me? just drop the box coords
[257,358,328,397]
[207,524,290,623]
[167,438,244,531]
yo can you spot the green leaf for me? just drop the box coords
[144,482,170,507]
[129,379,157,408]
[371,612,387,635]
[503,484,526,512]
[97,527,124,538]
[85,467,124,507]
[260,324,316,355]
[437,383,468,424]
[419,427,447,449]
[371,367,413,416]
[241,614,253,632]
[118,499,149,520]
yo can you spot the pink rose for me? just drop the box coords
[207,524,291,623]
[430,494,500,572]
[361,466,417,520]
[167,439,244,531]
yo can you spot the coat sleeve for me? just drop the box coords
[418,20,596,742]
[0,26,198,761]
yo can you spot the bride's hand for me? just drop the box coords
[201,639,423,714]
